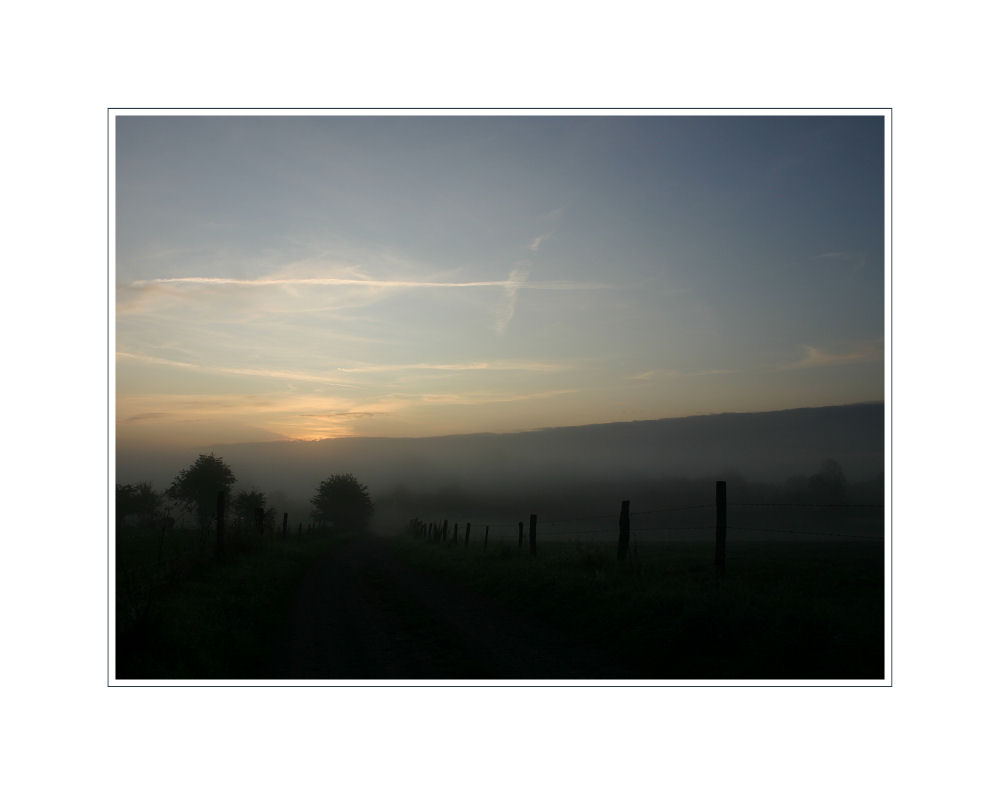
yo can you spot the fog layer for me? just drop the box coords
[118,403,883,524]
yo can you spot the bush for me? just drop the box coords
[310,473,374,532]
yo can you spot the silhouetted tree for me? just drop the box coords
[116,481,162,530]
[233,488,267,531]
[166,454,236,530]
[808,459,847,504]
[310,473,373,532]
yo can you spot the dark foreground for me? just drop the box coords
[118,533,884,681]
[271,535,626,678]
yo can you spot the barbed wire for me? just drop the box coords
[411,499,885,542]
[729,503,884,509]
[633,526,715,533]
[631,504,714,515]
[415,501,882,529]
[727,525,883,541]
[546,513,619,524]
[540,527,619,536]
[540,525,717,536]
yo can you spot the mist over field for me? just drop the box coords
[114,114,887,681]
[117,402,883,529]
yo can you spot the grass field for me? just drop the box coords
[115,526,341,679]
[114,522,884,680]
[390,534,885,679]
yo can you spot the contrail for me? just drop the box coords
[115,351,363,388]
[128,275,610,290]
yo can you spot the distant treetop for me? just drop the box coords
[166,453,236,529]
[310,473,373,532]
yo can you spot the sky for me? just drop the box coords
[115,113,885,448]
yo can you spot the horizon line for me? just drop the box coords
[117,400,884,450]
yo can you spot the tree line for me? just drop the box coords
[116,453,373,534]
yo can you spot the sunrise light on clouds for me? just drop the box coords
[115,113,885,449]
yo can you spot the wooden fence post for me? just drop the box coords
[518,521,524,548]
[443,520,449,544]
[453,523,458,544]
[529,514,537,556]
[484,525,489,550]
[215,490,225,560]
[465,522,471,547]
[282,512,288,538]
[715,480,727,576]
[617,500,631,562]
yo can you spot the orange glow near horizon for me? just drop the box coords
[115,115,885,452]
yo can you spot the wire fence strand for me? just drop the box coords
[630,503,715,515]
[728,525,883,541]
[412,497,885,544]
[729,503,884,509]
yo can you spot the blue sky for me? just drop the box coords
[115,113,884,446]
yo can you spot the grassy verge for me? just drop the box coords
[115,530,341,679]
[387,535,885,679]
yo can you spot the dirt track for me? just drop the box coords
[270,535,614,680]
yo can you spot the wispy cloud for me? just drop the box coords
[494,265,532,334]
[407,388,578,406]
[777,341,883,371]
[335,359,569,374]
[628,369,680,380]
[124,412,170,422]
[298,411,384,419]
[119,350,570,380]
[118,384,583,443]
[117,390,411,441]
[493,223,562,334]
[127,274,606,291]
[116,351,362,388]
[628,342,882,382]
[627,367,739,380]
[528,233,550,253]
[118,266,611,331]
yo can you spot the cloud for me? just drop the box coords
[298,411,383,419]
[123,412,170,422]
[118,265,611,329]
[117,389,412,443]
[777,341,883,371]
[117,376,584,444]
[409,388,578,406]
[494,264,532,334]
[528,233,550,253]
[116,351,363,388]
[334,359,569,374]
[493,222,565,334]
[119,350,569,380]
[629,344,883,382]
[627,367,738,380]
[127,273,607,291]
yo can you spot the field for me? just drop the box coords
[115,525,342,678]
[115,519,884,680]
[384,533,884,679]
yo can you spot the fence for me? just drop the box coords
[117,493,314,632]
[406,480,885,574]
